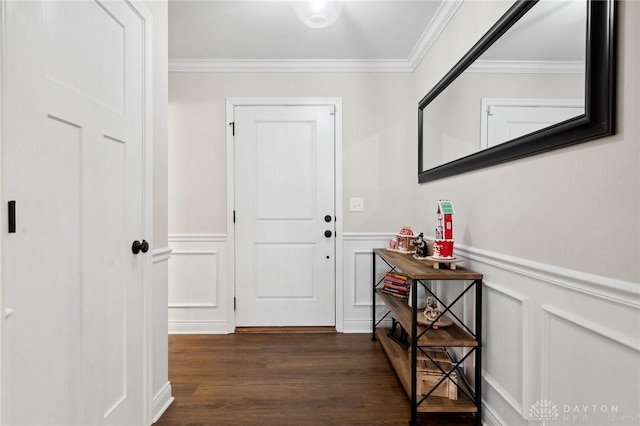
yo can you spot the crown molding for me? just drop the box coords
[467,60,586,74]
[407,0,463,69]
[168,58,414,73]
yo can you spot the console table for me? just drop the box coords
[372,248,483,426]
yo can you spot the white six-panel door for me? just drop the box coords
[234,105,336,327]
[2,1,147,424]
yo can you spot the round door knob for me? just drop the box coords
[132,240,149,254]
[324,215,332,223]
[324,230,332,238]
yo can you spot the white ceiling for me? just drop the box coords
[168,0,457,72]
[168,0,587,73]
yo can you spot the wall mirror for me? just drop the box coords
[418,0,616,183]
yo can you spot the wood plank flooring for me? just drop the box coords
[155,333,475,426]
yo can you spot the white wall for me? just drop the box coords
[168,72,415,234]
[411,0,640,424]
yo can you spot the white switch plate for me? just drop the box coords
[349,197,364,212]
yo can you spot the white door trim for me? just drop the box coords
[225,98,344,332]
[128,1,154,424]
[0,1,5,421]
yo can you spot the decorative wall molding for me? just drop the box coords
[168,233,227,243]
[481,372,522,419]
[168,302,217,309]
[342,233,397,333]
[541,304,640,355]
[453,243,639,308]
[152,247,172,263]
[343,233,639,423]
[483,281,531,419]
[164,231,639,422]
[353,249,382,307]
[343,232,395,241]
[482,399,508,426]
[169,250,219,308]
[151,381,174,423]
[168,234,230,333]
[540,304,640,405]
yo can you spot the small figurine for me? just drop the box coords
[412,232,428,259]
[423,296,441,322]
[388,226,417,253]
[433,200,455,259]
[420,295,453,328]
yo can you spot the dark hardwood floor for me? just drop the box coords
[155,333,475,426]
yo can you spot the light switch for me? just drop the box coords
[349,197,364,212]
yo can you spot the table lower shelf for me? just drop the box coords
[376,328,478,413]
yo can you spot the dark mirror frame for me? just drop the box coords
[418,0,616,183]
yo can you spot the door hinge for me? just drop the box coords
[229,121,235,136]
[233,297,236,311]
[233,210,236,223]
[486,106,494,116]
[329,105,336,116]
[8,201,16,233]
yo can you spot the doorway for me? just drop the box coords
[226,99,343,329]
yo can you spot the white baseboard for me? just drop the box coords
[482,399,506,426]
[343,319,378,334]
[152,381,174,423]
[343,319,392,333]
[168,320,233,334]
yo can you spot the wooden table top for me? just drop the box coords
[373,248,483,280]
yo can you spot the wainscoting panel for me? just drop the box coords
[452,244,640,426]
[540,304,640,423]
[342,233,395,333]
[168,234,231,333]
[482,281,530,419]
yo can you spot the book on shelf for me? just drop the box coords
[384,273,408,284]
[383,282,410,293]
[381,288,408,299]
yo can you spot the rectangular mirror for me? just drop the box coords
[418,0,616,183]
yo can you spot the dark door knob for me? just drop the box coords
[324,215,332,223]
[324,230,332,238]
[132,240,149,254]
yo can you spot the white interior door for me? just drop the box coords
[481,99,584,148]
[2,1,147,424]
[234,105,336,327]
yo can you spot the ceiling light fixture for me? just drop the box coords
[294,1,343,29]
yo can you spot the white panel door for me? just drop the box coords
[234,105,335,327]
[2,1,146,424]
[481,99,584,148]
